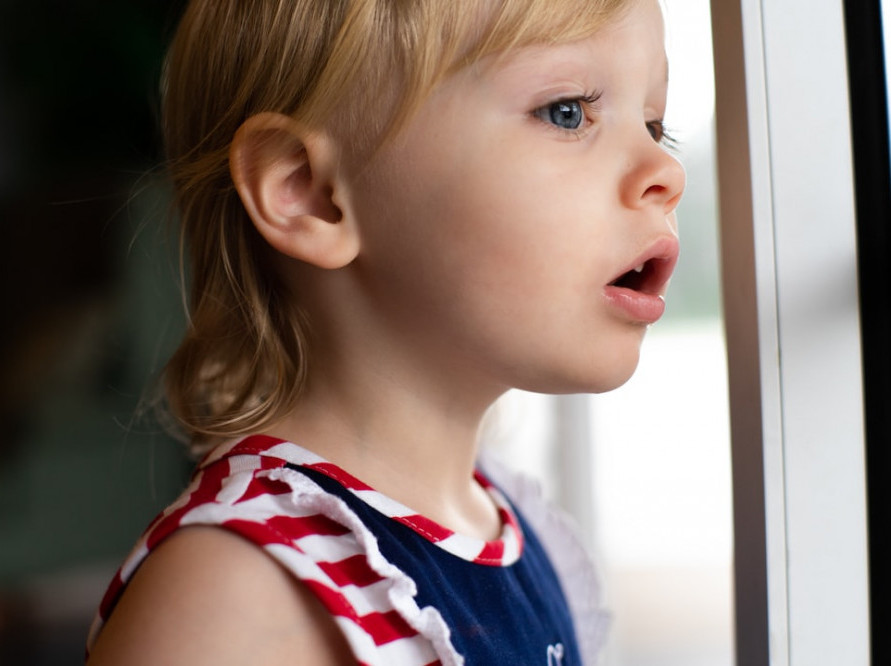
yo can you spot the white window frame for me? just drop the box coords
[711,1,871,664]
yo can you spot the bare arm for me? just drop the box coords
[87,526,355,665]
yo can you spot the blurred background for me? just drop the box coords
[0,2,192,663]
[0,1,730,664]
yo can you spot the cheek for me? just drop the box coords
[358,142,614,317]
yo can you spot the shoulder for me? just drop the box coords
[87,526,354,666]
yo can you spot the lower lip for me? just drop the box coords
[603,286,666,324]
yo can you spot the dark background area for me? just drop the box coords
[0,2,190,663]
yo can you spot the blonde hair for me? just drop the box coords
[162,0,629,455]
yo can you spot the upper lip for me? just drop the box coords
[607,236,680,296]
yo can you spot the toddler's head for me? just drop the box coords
[160,0,678,454]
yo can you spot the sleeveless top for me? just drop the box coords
[87,435,609,664]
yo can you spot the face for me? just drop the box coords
[342,0,684,396]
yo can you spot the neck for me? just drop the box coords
[266,343,506,540]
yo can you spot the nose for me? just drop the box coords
[620,137,686,214]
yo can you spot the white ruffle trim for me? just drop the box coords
[265,466,465,666]
[478,453,611,665]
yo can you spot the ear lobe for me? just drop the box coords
[229,112,359,269]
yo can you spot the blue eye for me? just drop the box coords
[537,100,584,130]
[533,92,601,132]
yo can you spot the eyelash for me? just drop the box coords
[647,119,677,148]
[533,94,678,148]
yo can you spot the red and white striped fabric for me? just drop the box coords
[86,435,528,665]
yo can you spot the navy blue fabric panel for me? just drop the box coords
[289,464,581,665]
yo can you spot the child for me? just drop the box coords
[86,0,683,663]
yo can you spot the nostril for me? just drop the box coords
[642,179,683,212]
[644,183,668,198]
[642,183,674,207]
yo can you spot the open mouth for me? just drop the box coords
[608,256,673,295]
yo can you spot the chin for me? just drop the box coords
[570,337,644,393]
[515,350,643,396]
[579,360,641,394]
[592,364,639,393]
[590,332,648,392]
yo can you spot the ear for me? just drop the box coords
[229,112,359,269]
